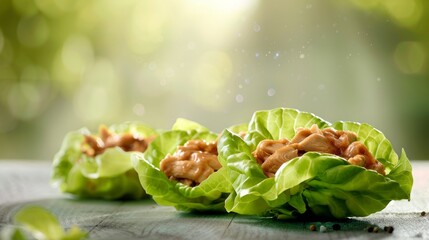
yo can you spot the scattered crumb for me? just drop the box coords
[384,226,394,233]
[332,223,341,231]
[309,224,316,231]
[319,225,327,233]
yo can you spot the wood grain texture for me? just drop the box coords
[0,160,428,239]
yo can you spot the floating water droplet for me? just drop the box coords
[267,88,276,96]
[238,84,243,89]
[273,52,280,59]
[133,103,145,116]
[299,54,305,59]
[253,24,261,32]
[235,94,244,103]
[255,52,260,58]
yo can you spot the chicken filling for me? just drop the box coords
[81,125,152,157]
[252,124,385,177]
[160,140,221,187]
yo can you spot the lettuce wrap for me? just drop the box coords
[132,119,245,212]
[218,108,413,218]
[52,122,158,200]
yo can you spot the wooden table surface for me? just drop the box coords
[0,160,428,240]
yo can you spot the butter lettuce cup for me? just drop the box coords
[52,122,158,200]
[132,119,244,212]
[218,108,413,219]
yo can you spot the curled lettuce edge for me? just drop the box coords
[51,122,158,200]
[218,107,413,218]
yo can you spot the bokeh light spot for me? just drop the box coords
[53,0,85,12]
[383,0,422,27]
[133,103,146,116]
[350,0,380,10]
[35,0,63,18]
[73,86,110,123]
[235,94,244,103]
[7,82,42,120]
[73,59,121,123]
[191,51,233,110]
[0,29,4,53]
[267,88,276,96]
[127,1,169,55]
[394,41,426,74]
[17,15,49,47]
[253,24,261,32]
[51,51,80,97]
[61,35,94,75]
[12,0,39,16]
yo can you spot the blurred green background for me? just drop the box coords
[0,0,428,160]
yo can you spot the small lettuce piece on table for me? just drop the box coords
[1,206,87,240]
[133,119,242,212]
[218,108,413,218]
[51,122,157,200]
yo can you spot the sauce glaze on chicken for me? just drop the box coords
[252,124,385,177]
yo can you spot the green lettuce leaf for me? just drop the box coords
[218,107,413,218]
[245,107,330,149]
[227,122,248,135]
[171,118,210,132]
[51,122,157,200]
[132,128,231,212]
[1,206,87,240]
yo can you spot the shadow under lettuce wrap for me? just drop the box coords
[51,122,158,200]
[218,108,413,219]
[132,119,246,212]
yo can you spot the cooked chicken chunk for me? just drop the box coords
[296,133,338,154]
[290,124,323,143]
[343,141,385,175]
[81,125,152,157]
[253,124,385,177]
[160,139,220,186]
[252,139,289,164]
[323,128,357,150]
[160,155,215,184]
[261,144,298,177]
